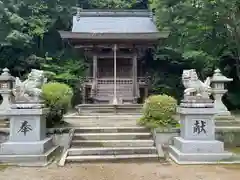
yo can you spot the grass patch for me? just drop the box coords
[0,164,8,171]
[232,147,240,154]
[227,147,240,155]
[220,164,240,170]
[204,163,240,170]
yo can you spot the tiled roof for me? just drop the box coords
[72,9,158,34]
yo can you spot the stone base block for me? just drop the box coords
[215,115,240,127]
[0,145,60,166]
[215,110,232,117]
[169,145,233,164]
[215,113,235,120]
[173,137,224,153]
[216,121,240,127]
[0,137,53,155]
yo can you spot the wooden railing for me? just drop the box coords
[83,77,94,84]
[97,78,133,85]
[83,77,148,85]
[137,77,149,85]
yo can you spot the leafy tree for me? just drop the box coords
[2,0,240,110]
[150,0,240,108]
[87,0,147,9]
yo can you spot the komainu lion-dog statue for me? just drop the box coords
[12,69,47,103]
[182,69,211,98]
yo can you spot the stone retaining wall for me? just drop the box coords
[153,127,240,147]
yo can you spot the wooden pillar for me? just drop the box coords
[132,52,137,103]
[82,85,86,104]
[93,55,98,80]
[112,44,118,105]
[90,54,98,100]
[144,86,148,101]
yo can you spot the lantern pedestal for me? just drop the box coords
[0,68,15,118]
[210,69,240,126]
[0,89,12,114]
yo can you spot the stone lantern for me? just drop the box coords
[0,68,15,113]
[211,69,233,117]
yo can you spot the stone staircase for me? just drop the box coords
[63,126,160,164]
[60,104,164,165]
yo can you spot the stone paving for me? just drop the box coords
[0,162,240,180]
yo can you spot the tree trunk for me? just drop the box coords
[235,56,240,80]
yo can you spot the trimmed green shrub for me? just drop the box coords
[138,94,178,128]
[42,82,73,127]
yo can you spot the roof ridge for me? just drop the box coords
[74,9,150,12]
[75,9,152,17]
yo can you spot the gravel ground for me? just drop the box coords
[0,162,240,180]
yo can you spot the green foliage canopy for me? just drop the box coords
[1,0,240,110]
[150,0,240,108]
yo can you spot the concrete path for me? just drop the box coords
[0,162,240,180]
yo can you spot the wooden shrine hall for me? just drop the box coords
[59,9,169,104]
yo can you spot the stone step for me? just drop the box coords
[75,104,143,114]
[66,122,138,127]
[68,147,157,156]
[66,154,159,163]
[72,132,152,140]
[74,127,149,133]
[75,105,142,109]
[96,93,133,97]
[66,122,139,127]
[64,114,141,126]
[76,109,141,114]
[71,139,154,147]
[215,120,240,127]
[64,114,141,121]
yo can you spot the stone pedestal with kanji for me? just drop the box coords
[0,105,59,166]
[169,97,233,164]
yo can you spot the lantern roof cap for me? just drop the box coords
[0,68,15,81]
[211,69,233,82]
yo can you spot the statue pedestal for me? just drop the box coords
[0,89,12,118]
[0,107,59,166]
[169,99,233,164]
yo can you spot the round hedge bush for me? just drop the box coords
[42,82,73,127]
[139,94,178,128]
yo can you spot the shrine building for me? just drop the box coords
[59,9,169,105]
